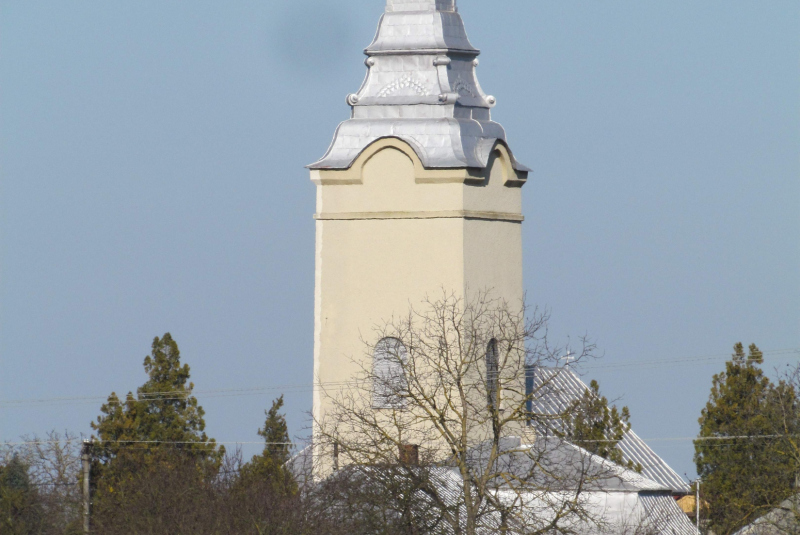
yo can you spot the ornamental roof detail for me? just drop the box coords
[309,0,529,173]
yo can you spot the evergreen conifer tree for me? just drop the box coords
[560,379,642,472]
[0,455,43,534]
[91,334,222,492]
[241,395,296,495]
[695,343,796,535]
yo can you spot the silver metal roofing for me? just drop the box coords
[734,495,800,535]
[530,366,692,494]
[309,0,529,173]
[468,435,670,494]
[638,493,700,535]
[319,459,697,534]
[325,465,510,535]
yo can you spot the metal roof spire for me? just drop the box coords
[367,0,475,55]
[309,1,529,174]
[385,0,456,12]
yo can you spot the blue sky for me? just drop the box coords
[1,0,798,480]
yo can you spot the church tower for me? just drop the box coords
[309,0,529,447]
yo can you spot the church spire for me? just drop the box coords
[367,0,476,55]
[309,1,528,174]
[385,0,456,12]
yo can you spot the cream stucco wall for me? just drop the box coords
[311,137,527,468]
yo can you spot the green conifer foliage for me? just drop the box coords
[775,364,800,492]
[0,455,43,534]
[90,334,222,492]
[241,396,297,495]
[560,380,642,472]
[695,343,797,535]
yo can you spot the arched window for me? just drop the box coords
[373,337,408,409]
[525,364,535,426]
[486,339,499,409]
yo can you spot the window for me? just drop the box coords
[373,337,408,409]
[486,339,499,409]
[525,364,535,426]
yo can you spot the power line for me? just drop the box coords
[0,348,796,408]
[5,435,797,449]
[570,434,798,444]
[3,439,298,447]
[580,348,799,371]
[0,380,360,407]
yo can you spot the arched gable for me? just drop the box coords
[311,137,486,186]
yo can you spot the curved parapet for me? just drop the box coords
[311,136,527,188]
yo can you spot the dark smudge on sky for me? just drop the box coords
[271,1,359,75]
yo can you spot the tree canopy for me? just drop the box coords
[559,379,641,472]
[240,395,297,495]
[91,334,222,484]
[0,455,44,534]
[695,343,798,535]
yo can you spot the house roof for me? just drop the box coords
[529,366,691,494]
[467,435,671,494]
[734,495,800,535]
[324,462,697,535]
[638,493,700,535]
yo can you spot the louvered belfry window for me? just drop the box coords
[486,339,499,409]
[373,337,408,409]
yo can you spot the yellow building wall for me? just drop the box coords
[311,138,527,469]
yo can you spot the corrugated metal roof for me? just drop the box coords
[734,495,800,535]
[639,493,699,535]
[329,465,697,534]
[469,435,670,494]
[529,366,691,494]
[327,465,507,534]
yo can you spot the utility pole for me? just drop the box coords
[696,479,701,534]
[81,440,92,534]
[333,441,339,471]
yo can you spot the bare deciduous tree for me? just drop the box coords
[313,290,619,535]
[2,430,84,534]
